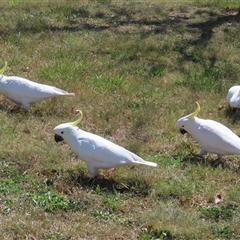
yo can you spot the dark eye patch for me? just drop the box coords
[61,131,64,134]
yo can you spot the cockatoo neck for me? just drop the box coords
[193,116,201,122]
[0,76,5,90]
[63,127,81,143]
[184,117,203,138]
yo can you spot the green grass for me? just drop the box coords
[0,0,240,239]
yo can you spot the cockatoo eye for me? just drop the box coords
[182,125,184,128]
[61,131,64,134]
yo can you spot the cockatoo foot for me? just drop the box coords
[13,103,22,109]
[190,152,205,159]
[87,173,99,182]
[212,157,224,167]
[9,105,22,114]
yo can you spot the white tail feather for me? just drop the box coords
[52,87,75,96]
[140,161,157,167]
[128,151,157,167]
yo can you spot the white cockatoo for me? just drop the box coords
[54,111,157,178]
[0,62,75,110]
[176,102,240,158]
[226,86,240,109]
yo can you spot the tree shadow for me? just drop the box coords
[1,5,239,51]
[176,10,240,66]
[1,4,239,91]
[188,10,240,46]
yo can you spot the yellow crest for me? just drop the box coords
[189,102,200,118]
[0,61,7,74]
[71,110,83,126]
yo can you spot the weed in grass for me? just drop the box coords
[102,190,122,211]
[43,230,64,240]
[211,226,234,239]
[93,184,105,195]
[91,210,130,225]
[140,225,173,240]
[198,205,236,222]
[31,191,81,212]
[0,169,36,213]
[0,178,21,196]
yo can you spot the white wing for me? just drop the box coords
[71,131,157,168]
[0,76,74,102]
[196,120,240,155]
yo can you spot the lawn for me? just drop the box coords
[0,0,240,239]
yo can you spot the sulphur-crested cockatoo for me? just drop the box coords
[54,111,157,178]
[0,62,75,110]
[176,102,240,158]
[226,86,240,109]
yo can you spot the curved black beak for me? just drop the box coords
[54,134,64,143]
[180,128,188,135]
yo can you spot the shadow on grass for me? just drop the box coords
[224,106,240,124]
[0,106,51,118]
[65,169,152,197]
[1,5,239,50]
[0,103,71,118]
[0,104,16,113]
[1,4,239,92]
[180,153,240,172]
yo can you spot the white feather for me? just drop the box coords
[0,75,75,109]
[54,121,157,178]
[227,85,240,108]
[177,103,240,158]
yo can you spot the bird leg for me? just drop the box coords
[88,165,99,180]
[87,175,97,184]
[191,148,207,159]
[191,152,205,159]
[212,155,224,167]
[231,107,237,114]
[198,148,207,156]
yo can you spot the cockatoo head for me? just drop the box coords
[176,102,200,134]
[0,62,7,75]
[54,110,83,143]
